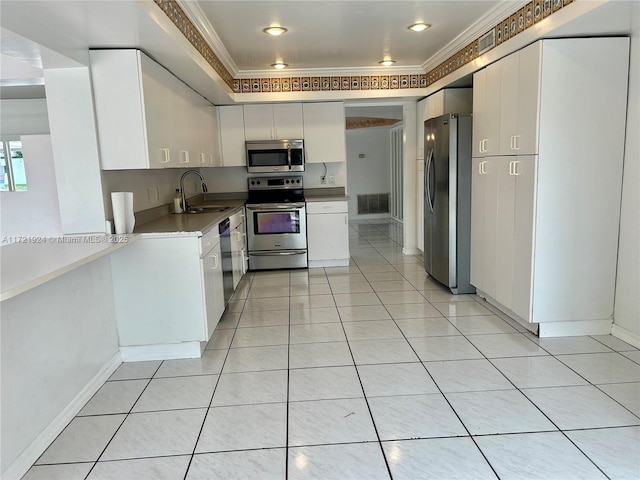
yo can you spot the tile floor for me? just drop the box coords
[24,219,640,479]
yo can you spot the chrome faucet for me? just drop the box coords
[179,170,208,212]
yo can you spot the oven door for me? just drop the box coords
[246,203,307,251]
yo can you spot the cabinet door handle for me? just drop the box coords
[159,148,171,164]
[199,153,206,164]
[211,253,218,269]
[514,135,520,150]
[512,160,520,176]
[180,150,190,163]
[479,160,487,175]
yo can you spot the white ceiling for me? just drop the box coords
[193,0,501,74]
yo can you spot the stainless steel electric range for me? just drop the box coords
[245,176,307,270]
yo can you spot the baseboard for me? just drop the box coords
[611,324,640,349]
[538,319,613,338]
[308,259,350,268]
[120,342,202,361]
[2,352,122,480]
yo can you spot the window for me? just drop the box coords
[0,140,27,191]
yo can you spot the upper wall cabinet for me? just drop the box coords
[90,49,220,170]
[243,103,303,141]
[302,102,346,163]
[217,105,246,167]
[472,62,502,158]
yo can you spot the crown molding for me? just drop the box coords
[422,0,528,71]
[176,0,239,77]
[236,65,427,79]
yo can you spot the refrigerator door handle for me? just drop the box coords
[425,148,435,213]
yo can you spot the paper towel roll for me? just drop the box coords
[111,192,135,234]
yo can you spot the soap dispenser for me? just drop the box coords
[173,189,183,214]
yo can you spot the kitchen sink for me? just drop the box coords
[186,205,232,214]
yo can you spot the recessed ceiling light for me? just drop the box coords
[263,26,287,36]
[378,59,396,66]
[408,23,431,32]
[271,62,288,69]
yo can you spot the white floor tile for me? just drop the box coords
[566,426,640,480]
[409,336,484,361]
[384,437,496,480]
[131,375,217,412]
[556,353,640,384]
[244,297,290,311]
[187,449,286,480]
[522,385,640,430]
[213,312,240,330]
[395,317,460,337]
[530,335,615,355]
[237,309,290,327]
[290,283,333,296]
[289,294,336,309]
[212,370,287,406]
[590,335,638,352]
[476,432,606,480]
[78,379,147,416]
[425,359,514,393]
[349,338,420,365]
[342,319,403,341]
[87,456,191,480]
[328,282,374,294]
[621,350,640,364]
[326,273,367,284]
[288,443,390,480]
[446,390,557,435]
[337,305,392,322]
[289,366,363,401]
[490,356,589,388]
[376,290,429,305]
[369,280,416,292]
[231,325,289,348]
[247,285,290,298]
[597,382,640,416]
[154,349,227,377]
[196,403,287,452]
[431,301,492,317]
[357,363,439,397]
[289,307,340,324]
[288,398,378,446]
[448,315,518,335]
[222,345,288,373]
[363,272,405,283]
[289,341,354,369]
[22,463,94,480]
[385,302,443,320]
[466,333,548,358]
[204,328,235,350]
[420,290,476,303]
[101,409,206,461]
[333,292,382,307]
[368,394,467,440]
[108,361,161,381]
[289,323,346,344]
[36,415,126,464]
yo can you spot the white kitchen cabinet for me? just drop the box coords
[499,42,542,155]
[243,103,303,141]
[472,62,501,158]
[195,105,222,166]
[302,102,346,163]
[218,105,246,166]
[470,38,629,337]
[90,49,211,170]
[202,238,225,337]
[230,209,247,288]
[307,200,350,267]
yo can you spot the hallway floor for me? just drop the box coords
[25,219,640,479]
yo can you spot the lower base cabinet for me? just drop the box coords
[307,200,350,267]
[202,239,225,338]
[230,210,247,289]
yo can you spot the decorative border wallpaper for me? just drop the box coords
[155,0,573,94]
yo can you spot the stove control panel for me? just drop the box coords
[248,176,303,190]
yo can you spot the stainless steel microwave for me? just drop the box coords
[246,139,304,173]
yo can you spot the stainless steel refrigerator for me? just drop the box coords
[424,113,475,294]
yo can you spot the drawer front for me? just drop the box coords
[201,227,220,257]
[306,201,348,214]
[229,208,245,231]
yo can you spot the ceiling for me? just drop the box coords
[193,0,501,74]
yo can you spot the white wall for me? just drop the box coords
[613,3,640,344]
[0,135,62,239]
[0,99,49,135]
[345,127,392,218]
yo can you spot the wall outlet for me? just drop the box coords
[329,175,335,185]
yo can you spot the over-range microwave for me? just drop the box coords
[246,139,304,173]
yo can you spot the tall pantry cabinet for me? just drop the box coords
[470,37,630,337]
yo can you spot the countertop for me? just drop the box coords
[1,234,136,302]
[304,194,350,202]
[133,200,245,235]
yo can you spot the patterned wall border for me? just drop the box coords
[155,0,573,95]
